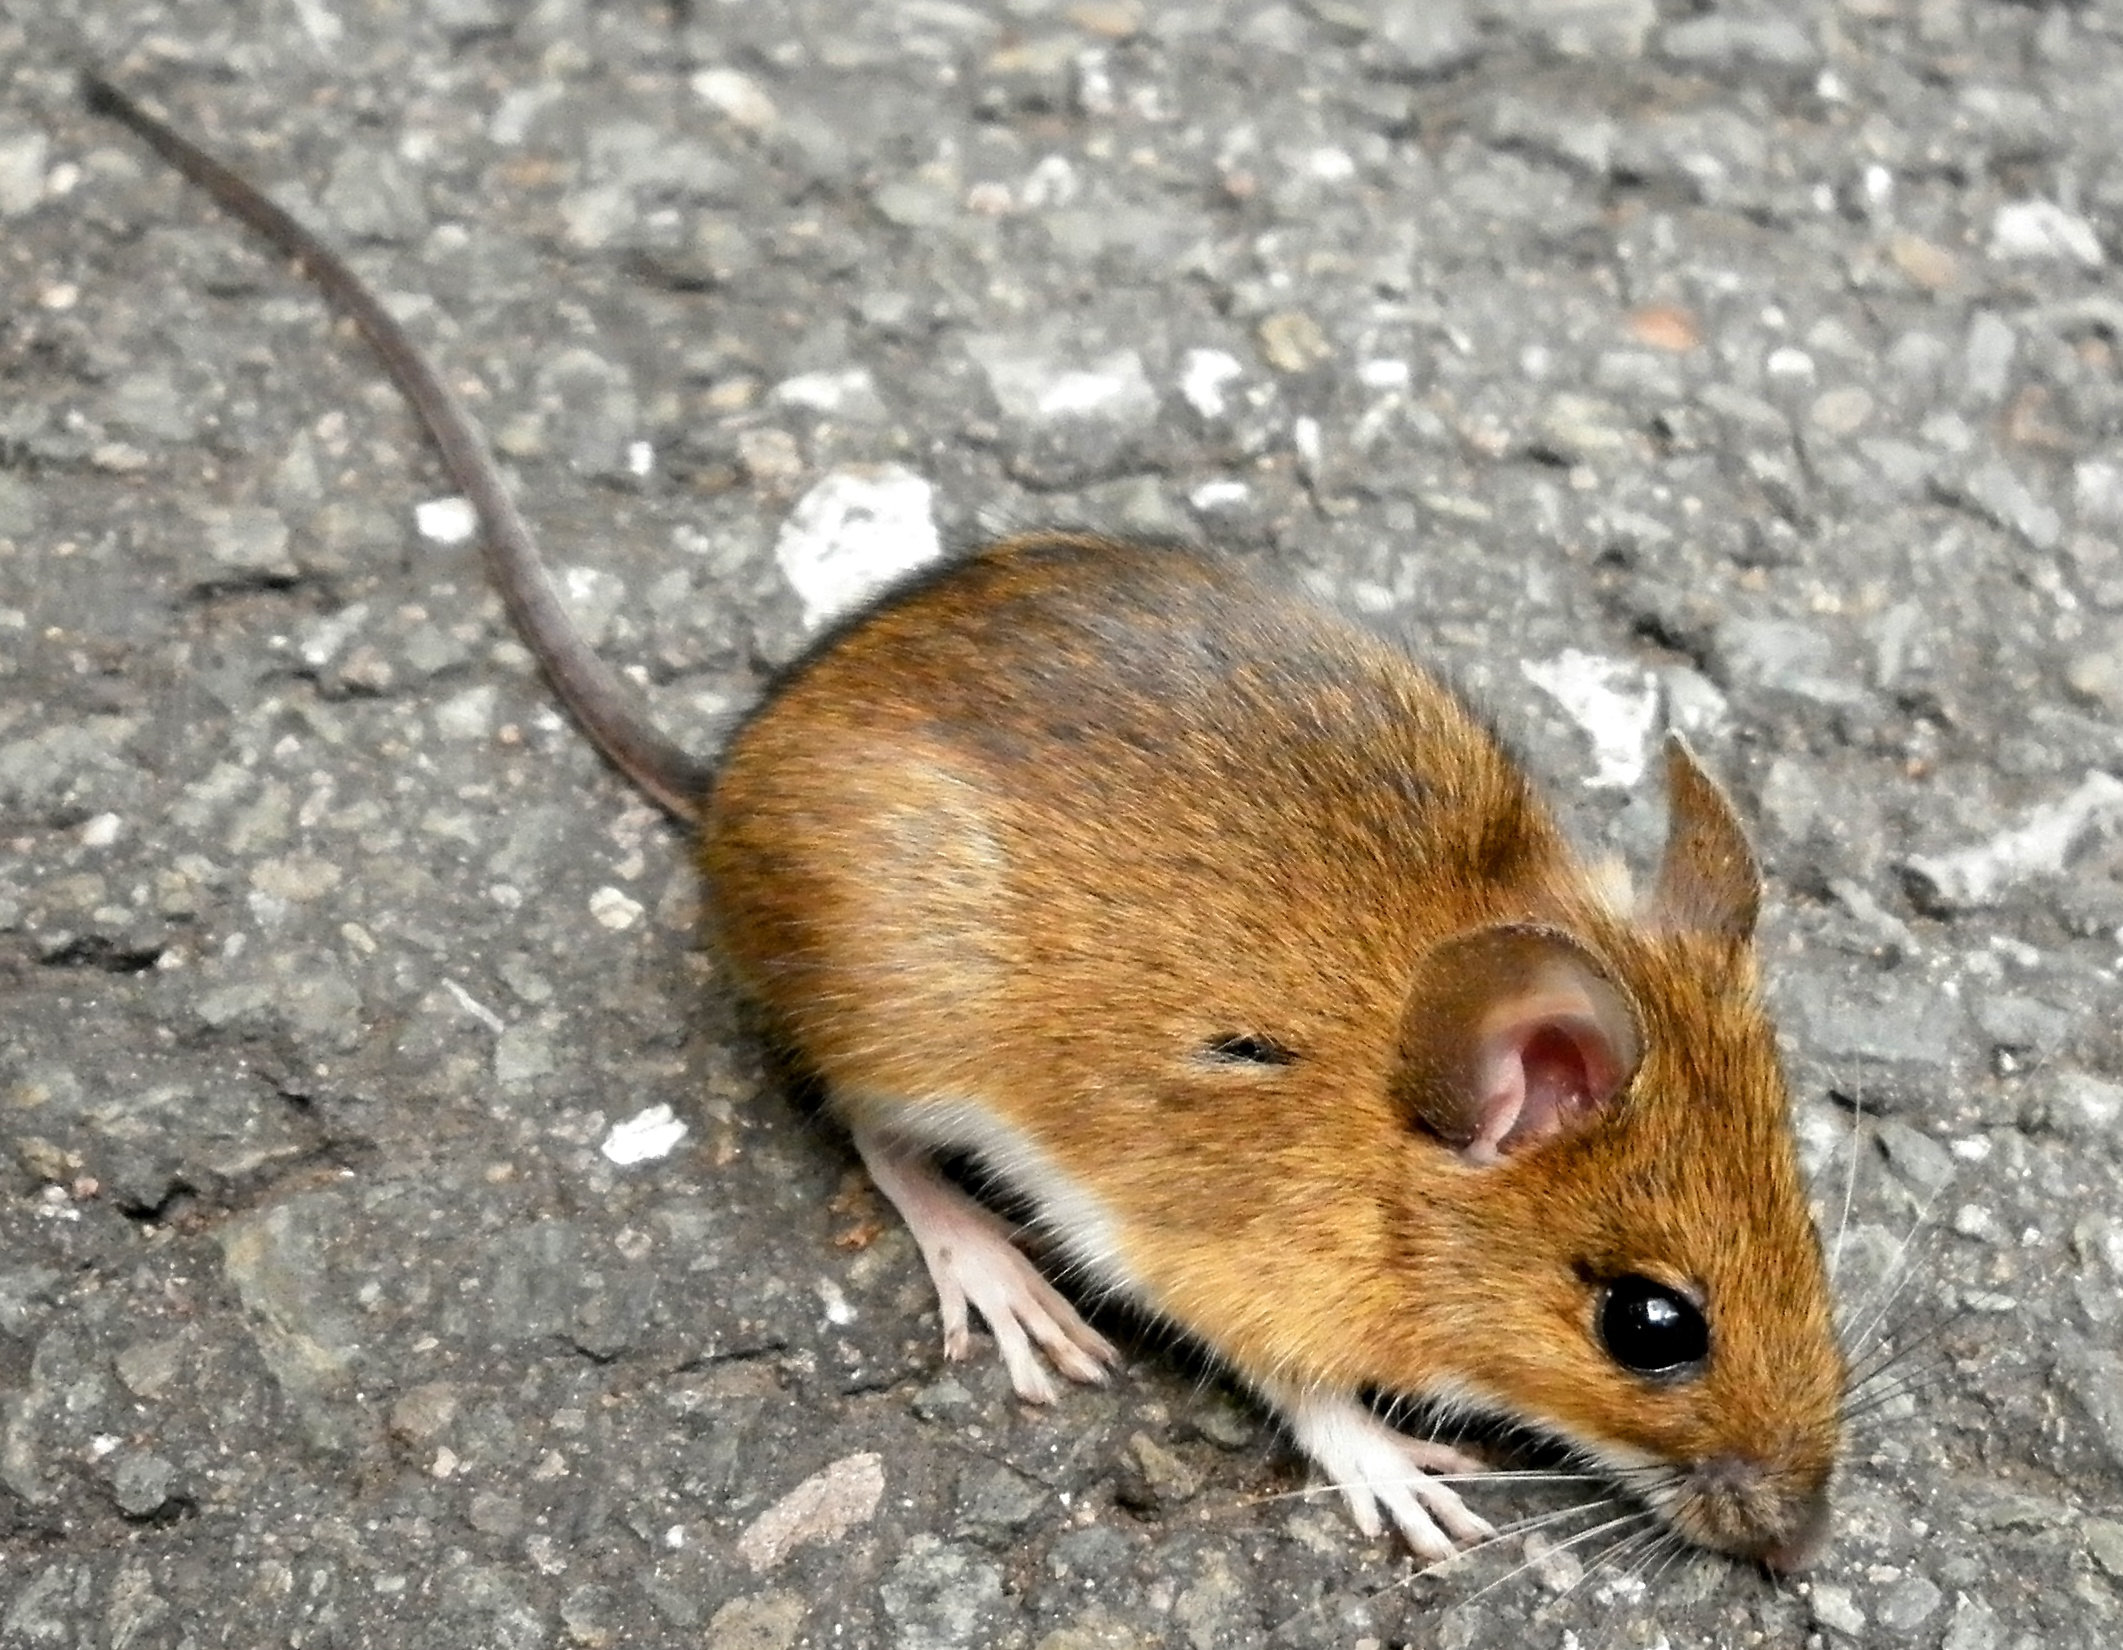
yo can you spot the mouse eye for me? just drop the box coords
[1201,1033,1295,1066]
[1597,1274,1709,1377]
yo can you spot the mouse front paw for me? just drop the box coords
[1267,1383,1495,1563]
[853,1129,1117,1404]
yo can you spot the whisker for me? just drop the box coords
[1829,1091,1865,1283]
[1448,1509,1656,1612]
[1839,1183,1948,1364]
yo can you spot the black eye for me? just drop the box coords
[1598,1274,1709,1377]
[1202,1033,1295,1066]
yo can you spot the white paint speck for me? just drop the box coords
[1189,479,1251,511]
[1021,154,1079,210]
[602,1104,690,1166]
[773,465,943,630]
[1180,349,1244,419]
[972,338,1157,426]
[1357,358,1411,390]
[589,886,643,930]
[1765,347,1815,379]
[442,979,507,1036]
[664,1524,687,1550]
[415,496,477,545]
[1039,360,1151,418]
[1905,772,2123,908]
[626,440,655,478]
[1521,651,1660,789]
[1307,146,1356,181]
[771,368,883,418]
[80,813,121,848]
[816,1277,856,1326]
[692,67,779,131]
[1990,199,2105,268]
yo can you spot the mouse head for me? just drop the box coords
[1383,738,1843,1570]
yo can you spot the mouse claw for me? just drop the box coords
[854,1129,1113,1406]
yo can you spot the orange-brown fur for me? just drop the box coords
[100,78,1840,1572]
[704,532,1842,1558]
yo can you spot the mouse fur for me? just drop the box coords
[90,77,1845,1572]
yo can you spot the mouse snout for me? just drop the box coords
[1682,1452,1833,1571]
[1759,1487,1833,1573]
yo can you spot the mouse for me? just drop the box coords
[86,73,1845,1573]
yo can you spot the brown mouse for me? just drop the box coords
[88,75,1845,1571]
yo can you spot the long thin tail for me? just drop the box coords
[84,72,713,823]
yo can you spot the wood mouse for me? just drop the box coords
[87,75,1845,1573]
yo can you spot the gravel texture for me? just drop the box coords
[6,0,2123,1645]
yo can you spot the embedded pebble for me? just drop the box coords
[1519,651,1658,788]
[773,465,943,630]
[736,1453,885,1571]
[599,1105,689,1166]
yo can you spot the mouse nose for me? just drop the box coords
[1760,1487,1833,1573]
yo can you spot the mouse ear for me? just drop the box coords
[1389,925,1644,1166]
[1647,734,1761,941]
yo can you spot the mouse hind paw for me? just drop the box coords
[854,1129,1117,1405]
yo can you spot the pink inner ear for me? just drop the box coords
[1461,1015,1627,1166]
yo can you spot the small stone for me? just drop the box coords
[873,174,959,229]
[1957,459,2061,550]
[1712,618,1863,705]
[774,465,943,630]
[322,147,430,243]
[955,1459,1049,1537]
[1358,0,1480,75]
[110,1452,177,1517]
[1876,1119,1956,1194]
[878,1538,1006,1649]
[1877,1573,1944,1633]
[494,1022,556,1086]
[1890,232,1959,291]
[415,496,478,544]
[2086,1519,2123,1580]
[1809,386,1875,436]
[560,1584,623,1648]
[588,886,644,930]
[468,1490,524,1537]
[1537,393,1632,462]
[1660,14,1818,68]
[1625,305,1700,351]
[1989,199,2104,268]
[1125,1432,1202,1504]
[2075,458,2123,527]
[0,129,50,217]
[1941,1593,2001,1650]
[2048,1072,2123,1139]
[692,68,780,132]
[1493,0,1655,58]
[389,1383,460,1441]
[736,1453,885,1571]
[2065,647,2123,716]
[2055,1344,2123,1469]
[1811,1581,1867,1638]
[912,1377,978,1424]
[1962,312,2017,405]
[1257,310,1332,373]
[704,1591,806,1650]
[434,684,500,743]
[115,1339,184,1400]
[1971,993,2072,1056]
[201,506,296,579]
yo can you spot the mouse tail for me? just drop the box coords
[84,73,715,824]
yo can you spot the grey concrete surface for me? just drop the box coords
[5,0,2123,1645]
